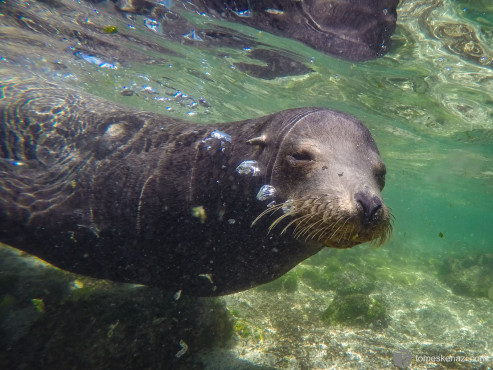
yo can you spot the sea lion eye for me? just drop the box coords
[288,150,315,162]
[375,165,386,189]
[378,173,386,187]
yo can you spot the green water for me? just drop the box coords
[1,0,493,368]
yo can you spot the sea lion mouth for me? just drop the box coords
[252,195,393,248]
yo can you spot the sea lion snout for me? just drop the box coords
[354,191,383,227]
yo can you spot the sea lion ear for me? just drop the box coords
[246,135,267,147]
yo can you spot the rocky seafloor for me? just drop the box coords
[0,242,492,369]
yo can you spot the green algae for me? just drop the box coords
[329,268,376,295]
[229,308,264,342]
[437,253,493,298]
[322,293,389,329]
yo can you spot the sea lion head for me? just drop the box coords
[253,109,392,249]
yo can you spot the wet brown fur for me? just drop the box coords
[0,72,391,296]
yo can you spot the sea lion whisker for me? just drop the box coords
[308,221,336,241]
[292,213,320,234]
[328,216,350,241]
[341,220,357,243]
[268,210,301,233]
[339,223,352,243]
[298,217,327,240]
[343,224,357,244]
[281,215,308,235]
[323,217,342,241]
[390,212,396,222]
[292,223,308,239]
[293,223,312,240]
[373,216,393,246]
[298,214,324,241]
[251,203,284,226]
[292,211,321,238]
[382,223,393,243]
[281,213,315,235]
[293,214,322,239]
[308,218,339,241]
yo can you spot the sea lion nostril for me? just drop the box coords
[355,191,383,224]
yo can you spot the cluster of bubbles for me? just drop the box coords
[119,75,211,116]
[235,163,294,214]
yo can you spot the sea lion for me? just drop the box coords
[0,75,391,296]
[116,0,399,61]
[188,0,400,61]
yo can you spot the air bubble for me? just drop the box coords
[236,160,261,176]
[256,185,276,201]
[210,130,231,142]
[282,199,296,214]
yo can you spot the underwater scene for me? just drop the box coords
[0,0,492,368]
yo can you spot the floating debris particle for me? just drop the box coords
[198,273,213,284]
[198,97,210,107]
[120,87,134,96]
[256,185,276,201]
[72,280,84,289]
[236,160,261,176]
[107,320,119,338]
[191,206,206,223]
[232,9,252,17]
[31,298,45,313]
[103,25,118,34]
[144,18,162,34]
[265,9,284,15]
[173,289,182,301]
[175,339,188,358]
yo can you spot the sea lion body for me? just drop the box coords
[113,0,399,61]
[0,77,390,296]
[187,0,399,61]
